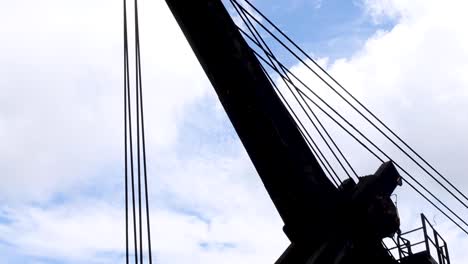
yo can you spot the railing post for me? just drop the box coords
[405,237,413,255]
[397,235,403,260]
[421,214,430,255]
[433,230,442,264]
[444,243,450,264]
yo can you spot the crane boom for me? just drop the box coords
[164,1,446,263]
[165,0,338,240]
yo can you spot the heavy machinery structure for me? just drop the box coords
[163,1,453,263]
[123,0,461,263]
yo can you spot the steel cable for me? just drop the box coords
[233,0,468,209]
[123,0,153,262]
[231,0,354,184]
[249,45,468,235]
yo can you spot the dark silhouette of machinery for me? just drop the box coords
[164,1,452,263]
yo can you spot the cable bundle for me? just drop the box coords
[123,0,153,263]
[229,0,468,236]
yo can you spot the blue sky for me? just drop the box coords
[248,0,395,59]
[1,0,468,263]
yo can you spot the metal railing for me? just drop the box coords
[386,214,450,264]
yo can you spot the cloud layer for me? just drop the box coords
[1,0,468,263]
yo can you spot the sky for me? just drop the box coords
[0,0,468,263]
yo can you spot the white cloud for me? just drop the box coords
[0,202,124,261]
[326,0,468,187]
[0,146,289,263]
[279,0,468,260]
[0,0,209,202]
